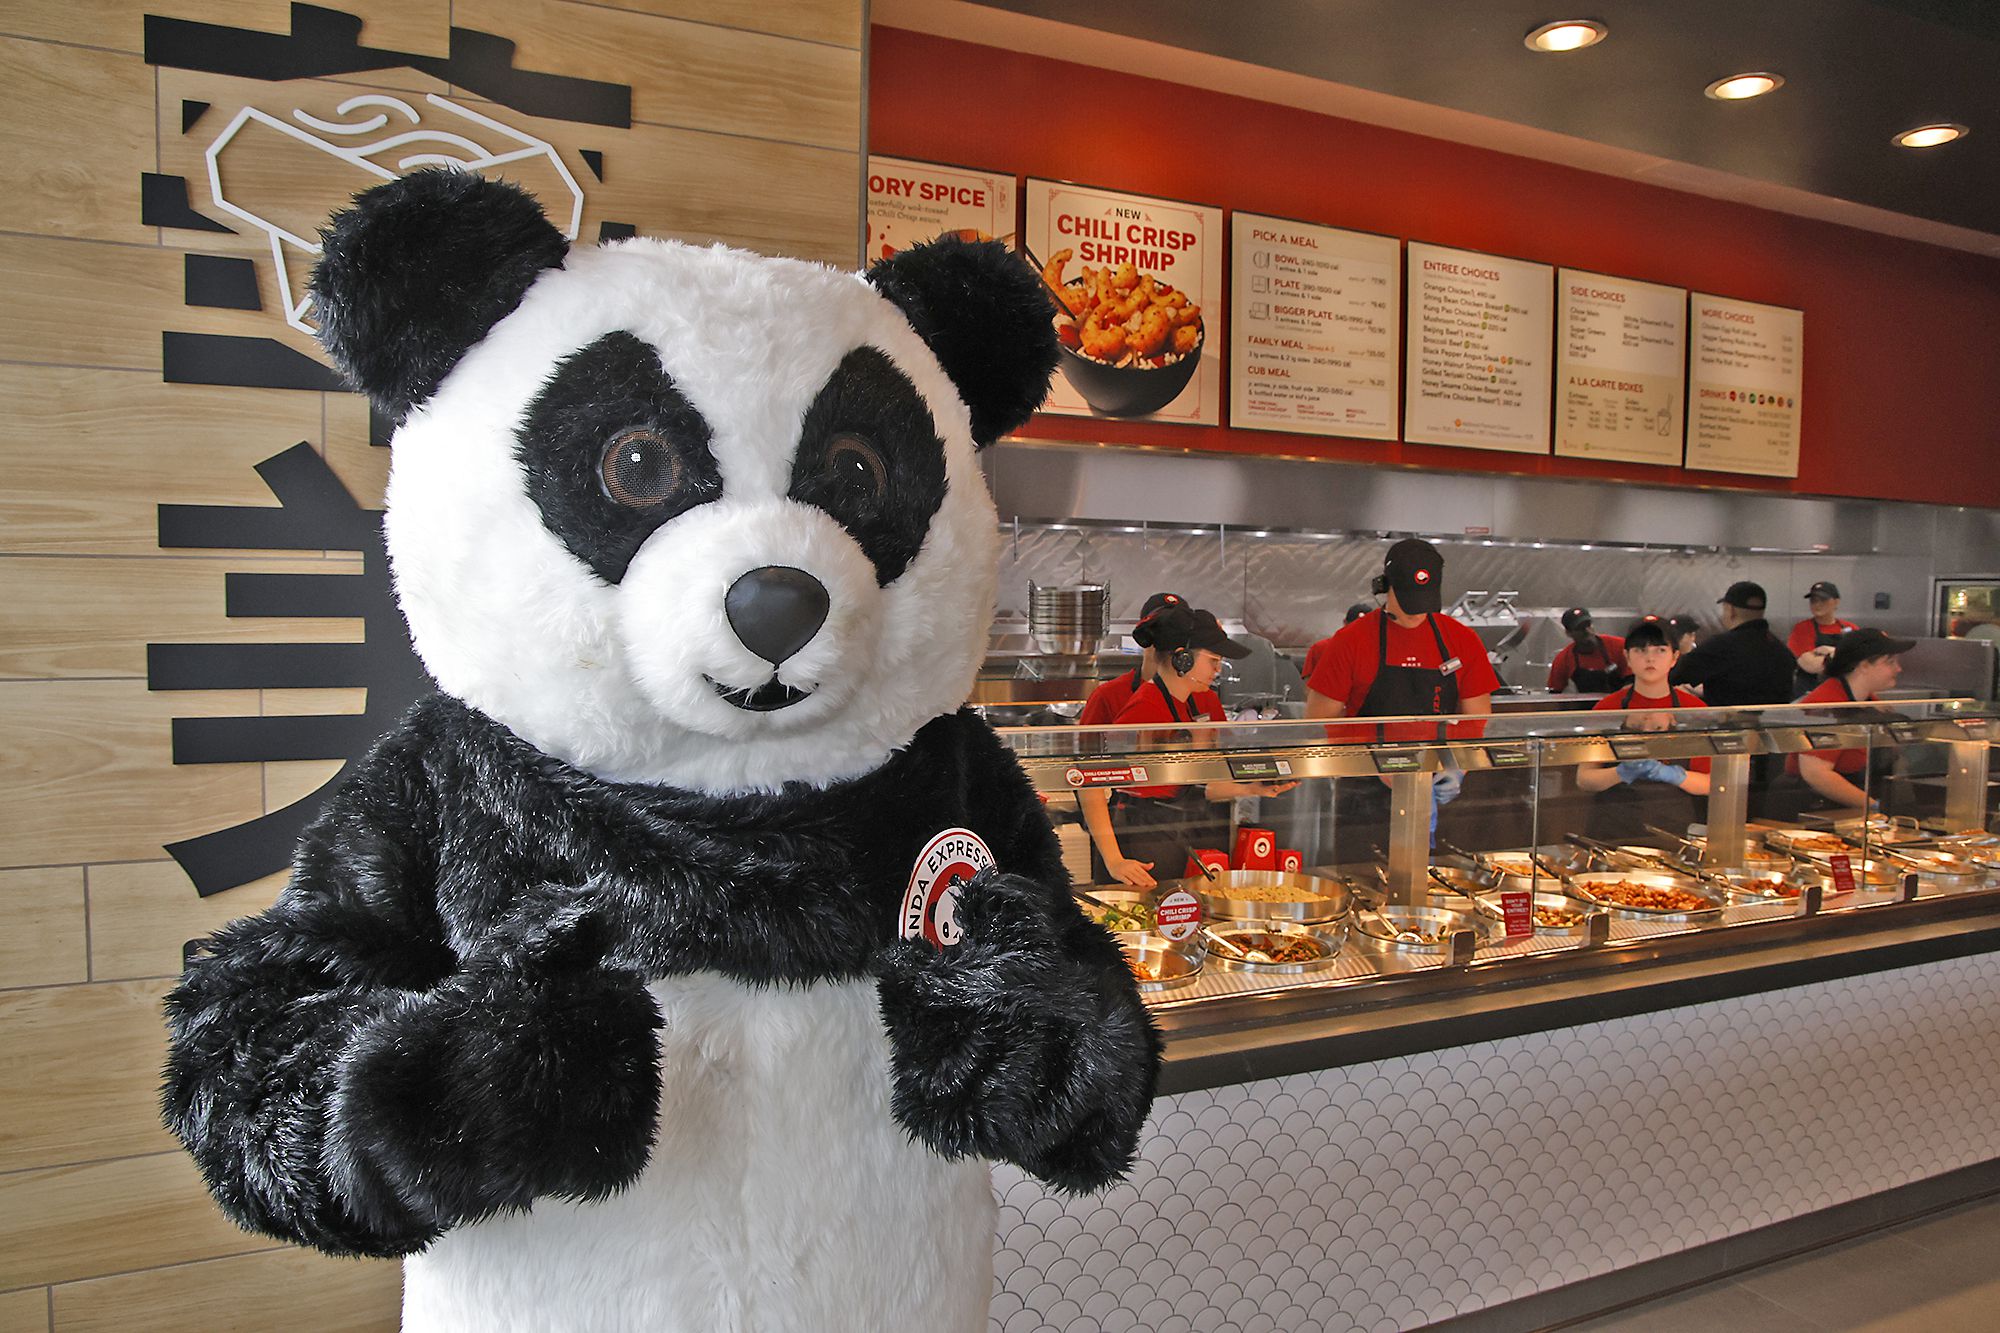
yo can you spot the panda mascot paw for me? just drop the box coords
[875,867,1164,1192]
[161,166,1160,1333]
[326,889,663,1236]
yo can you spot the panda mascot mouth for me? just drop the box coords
[707,676,812,711]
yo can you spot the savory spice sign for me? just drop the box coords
[865,155,1015,261]
[1685,294,1804,477]
[1025,179,1222,424]
[1229,214,1399,439]
[1405,243,1554,453]
[1554,269,1688,466]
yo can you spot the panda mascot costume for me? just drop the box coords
[161,169,1161,1332]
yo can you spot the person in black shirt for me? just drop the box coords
[1670,581,1796,817]
[1670,581,1795,707]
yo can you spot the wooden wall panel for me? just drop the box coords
[457,0,861,150]
[0,981,176,1173]
[0,41,154,245]
[0,1289,48,1333]
[586,0,863,47]
[0,868,88,990]
[0,1155,266,1290]
[86,863,285,985]
[2,557,363,680]
[0,370,330,557]
[51,1248,400,1333]
[2,0,862,1318]
[0,682,264,865]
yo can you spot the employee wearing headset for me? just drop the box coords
[1081,606,1298,886]
[1303,539,1499,861]
[1078,591,1222,727]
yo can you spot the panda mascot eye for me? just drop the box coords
[601,429,685,508]
[818,433,887,512]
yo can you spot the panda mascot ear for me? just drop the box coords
[309,168,570,421]
[866,235,1058,447]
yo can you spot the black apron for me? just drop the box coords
[1569,637,1624,693]
[1794,621,1850,697]
[1334,615,1462,862]
[1092,678,1223,882]
[1584,685,1701,843]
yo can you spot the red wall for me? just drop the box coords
[870,28,2000,508]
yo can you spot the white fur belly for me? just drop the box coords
[401,976,995,1333]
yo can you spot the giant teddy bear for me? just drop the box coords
[162,168,1161,1332]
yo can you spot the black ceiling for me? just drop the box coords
[958,0,1999,241]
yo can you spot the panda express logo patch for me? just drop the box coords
[901,829,995,950]
[142,5,636,896]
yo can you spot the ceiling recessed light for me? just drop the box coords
[1706,72,1784,100]
[1893,122,1968,148]
[1524,20,1608,52]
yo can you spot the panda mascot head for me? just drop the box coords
[314,167,1054,791]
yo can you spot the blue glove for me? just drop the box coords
[1432,768,1464,807]
[1615,759,1688,787]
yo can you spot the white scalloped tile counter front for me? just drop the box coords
[990,951,2000,1331]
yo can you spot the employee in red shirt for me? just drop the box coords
[1080,606,1298,886]
[1547,607,1629,693]
[1783,628,1917,814]
[1078,592,1208,727]
[1574,619,1711,839]
[1787,580,1860,696]
[1304,539,1499,860]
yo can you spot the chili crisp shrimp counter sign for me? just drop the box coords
[1026,179,1222,424]
[1229,214,1400,440]
[1405,242,1554,454]
[1685,295,1804,478]
[1554,269,1688,466]
[866,155,1016,260]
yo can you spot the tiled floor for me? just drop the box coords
[1563,1193,2000,1331]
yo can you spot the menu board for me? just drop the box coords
[1685,294,1804,477]
[865,156,1016,261]
[1405,242,1554,453]
[1025,179,1222,424]
[1554,269,1688,466]
[1229,214,1399,439]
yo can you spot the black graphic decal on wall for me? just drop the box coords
[146,4,632,128]
[181,99,211,134]
[581,149,605,182]
[185,255,263,311]
[599,221,639,243]
[149,444,432,896]
[163,332,349,393]
[142,174,233,232]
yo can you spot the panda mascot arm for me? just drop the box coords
[161,173,664,1257]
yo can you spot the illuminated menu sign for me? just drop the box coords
[865,155,1015,260]
[1685,294,1803,477]
[1025,178,1222,425]
[1229,213,1399,439]
[1554,269,1687,466]
[1405,242,1554,453]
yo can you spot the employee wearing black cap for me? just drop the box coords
[1304,539,1499,860]
[1666,615,1701,658]
[1669,581,1795,707]
[1080,606,1299,886]
[1787,581,1860,696]
[1078,591,1222,727]
[1547,608,1630,693]
[1783,628,1918,813]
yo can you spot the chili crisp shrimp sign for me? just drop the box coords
[866,155,1016,261]
[1025,179,1222,424]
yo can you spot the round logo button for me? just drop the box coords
[1154,889,1203,942]
[902,828,995,949]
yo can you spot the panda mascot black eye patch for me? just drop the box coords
[788,346,948,585]
[515,331,723,584]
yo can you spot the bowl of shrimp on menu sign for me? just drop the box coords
[1043,249,1205,417]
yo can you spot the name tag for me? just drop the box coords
[1440,657,1463,675]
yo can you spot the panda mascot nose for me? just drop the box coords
[724,566,831,664]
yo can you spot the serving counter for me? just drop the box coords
[982,699,2000,1332]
